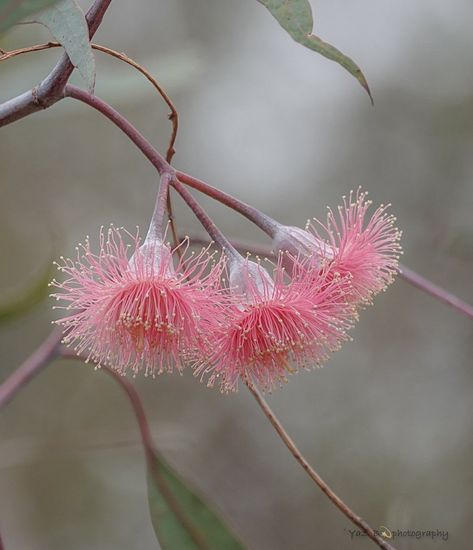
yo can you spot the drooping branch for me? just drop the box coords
[0,0,113,127]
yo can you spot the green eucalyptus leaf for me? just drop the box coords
[0,0,58,33]
[23,0,95,91]
[257,0,372,102]
[0,259,55,324]
[148,452,244,550]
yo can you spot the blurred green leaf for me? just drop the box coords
[0,259,54,324]
[257,0,372,102]
[0,0,58,33]
[23,0,95,91]
[148,453,244,550]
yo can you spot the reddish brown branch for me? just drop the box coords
[245,381,396,550]
[0,328,62,409]
[64,84,172,176]
[398,264,473,320]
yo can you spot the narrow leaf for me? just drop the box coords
[0,259,55,324]
[0,0,58,33]
[23,0,95,91]
[148,453,244,550]
[257,0,372,102]
[102,367,244,550]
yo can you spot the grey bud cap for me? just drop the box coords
[129,238,174,276]
[272,225,334,260]
[229,258,274,305]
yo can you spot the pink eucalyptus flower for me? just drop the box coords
[273,189,402,303]
[195,257,357,392]
[51,226,226,376]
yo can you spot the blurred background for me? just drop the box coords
[1,0,473,548]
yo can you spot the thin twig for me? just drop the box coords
[245,380,396,550]
[0,328,62,409]
[0,42,57,61]
[0,41,179,162]
[0,0,113,127]
[398,263,473,320]
[90,43,179,163]
[64,85,184,254]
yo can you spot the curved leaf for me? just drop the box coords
[148,453,244,550]
[0,0,58,33]
[23,0,95,91]
[257,0,372,102]
[101,367,244,550]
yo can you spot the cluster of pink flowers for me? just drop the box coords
[52,191,401,391]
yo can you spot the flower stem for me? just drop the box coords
[146,172,172,242]
[171,178,240,260]
[0,328,62,409]
[245,381,396,550]
[176,171,278,236]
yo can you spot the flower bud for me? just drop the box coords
[229,258,274,305]
[129,237,174,277]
